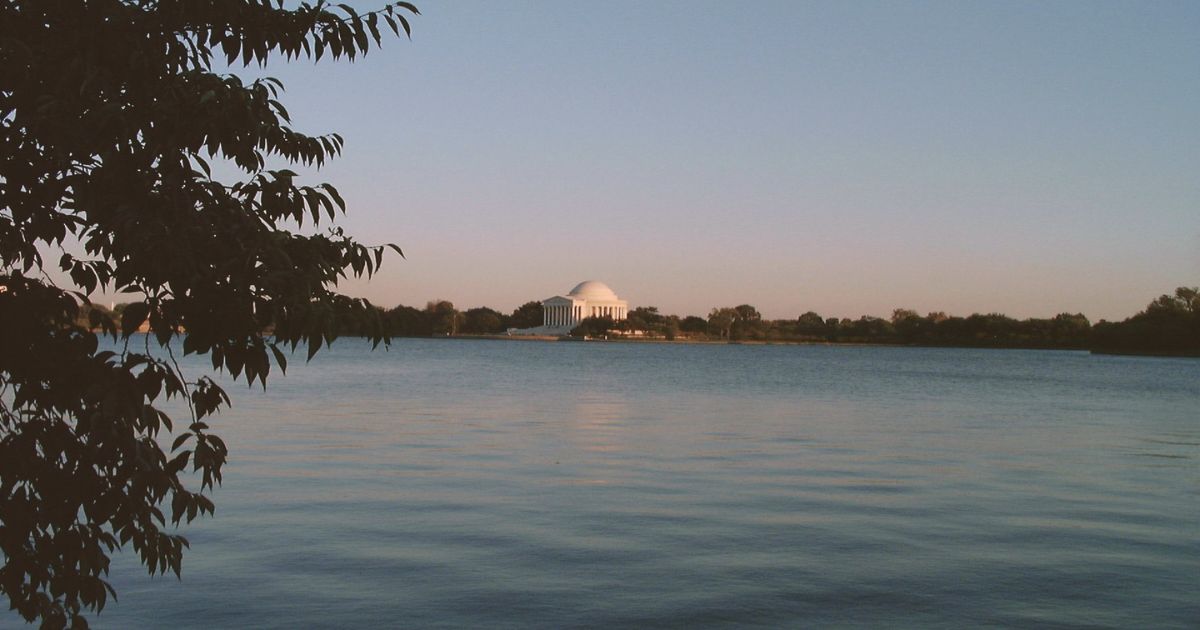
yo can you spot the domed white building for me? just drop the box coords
[541,280,628,330]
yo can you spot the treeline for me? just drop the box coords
[1090,287,1200,356]
[571,304,1096,348]
[605,288,1197,355]
[372,300,543,336]
[88,287,1199,356]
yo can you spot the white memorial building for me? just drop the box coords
[541,280,628,330]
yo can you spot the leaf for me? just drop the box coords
[171,433,193,451]
[320,183,345,211]
[366,14,382,45]
[192,154,212,178]
[306,333,322,361]
[221,36,239,65]
[120,303,150,336]
[269,343,288,374]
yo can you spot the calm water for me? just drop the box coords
[45,340,1200,627]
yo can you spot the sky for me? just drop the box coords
[232,0,1198,321]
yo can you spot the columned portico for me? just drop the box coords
[541,281,628,330]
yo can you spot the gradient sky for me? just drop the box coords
[235,0,1198,321]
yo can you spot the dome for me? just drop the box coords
[567,280,618,301]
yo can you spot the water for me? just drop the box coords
[25,340,1200,627]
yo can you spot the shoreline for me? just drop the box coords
[91,327,1199,359]
[401,334,1198,358]
[101,330,1199,359]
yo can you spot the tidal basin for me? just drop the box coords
[92,339,1197,628]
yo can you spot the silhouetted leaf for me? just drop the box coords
[120,303,150,337]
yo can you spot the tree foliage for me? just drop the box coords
[461,307,506,335]
[0,1,418,626]
[1093,287,1200,355]
[707,307,735,340]
[679,315,708,334]
[508,300,544,330]
[425,300,461,336]
[570,316,614,339]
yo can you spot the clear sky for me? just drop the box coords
[249,0,1198,321]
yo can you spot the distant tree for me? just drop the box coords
[0,1,417,626]
[733,304,762,322]
[838,316,895,341]
[620,312,648,333]
[708,307,737,339]
[890,309,926,343]
[796,311,824,328]
[426,300,462,335]
[386,304,432,337]
[964,313,1020,345]
[621,306,670,336]
[628,306,664,326]
[1146,287,1199,315]
[74,302,114,330]
[679,315,708,334]
[1092,287,1200,355]
[662,315,681,340]
[729,304,764,340]
[570,316,614,338]
[461,307,506,334]
[932,316,968,343]
[509,301,544,329]
[1050,313,1090,347]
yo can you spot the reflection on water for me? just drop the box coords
[55,341,1200,628]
